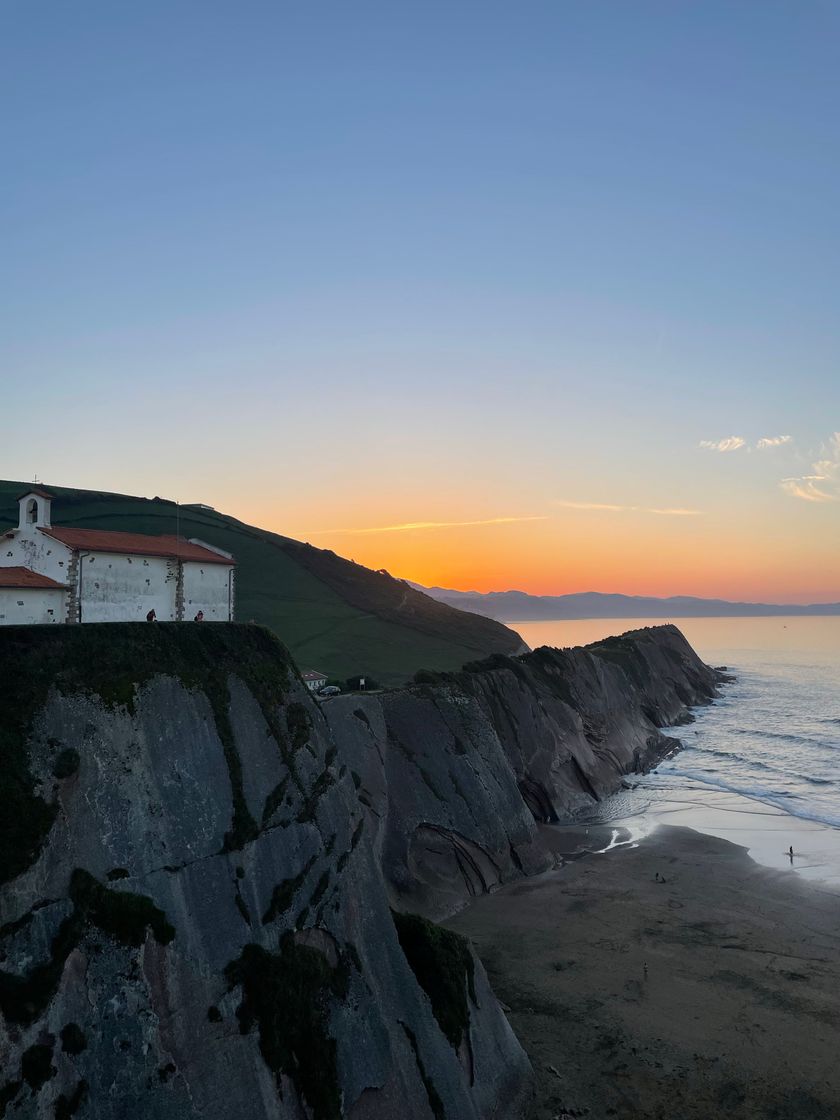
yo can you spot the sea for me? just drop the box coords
[513,617,840,887]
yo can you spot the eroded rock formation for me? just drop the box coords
[0,623,722,1119]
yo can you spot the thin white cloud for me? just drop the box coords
[699,436,746,452]
[781,432,840,503]
[312,515,549,535]
[756,435,792,449]
[555,500,701,517]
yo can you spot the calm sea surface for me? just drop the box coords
[512,617,840,884]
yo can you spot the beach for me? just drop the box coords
[446,824,840,1120]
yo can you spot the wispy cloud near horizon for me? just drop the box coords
[699,436,746,452]
[555,500,701,516]
[312,515,549,535]
[781,432,840,502]
[756,434,792,449]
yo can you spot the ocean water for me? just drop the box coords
[513,617,840,884]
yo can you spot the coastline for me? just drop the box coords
[446,824,840,1120]
[554,784,840,889]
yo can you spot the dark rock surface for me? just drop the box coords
[0,622,722,1119]
[325,625,722,917]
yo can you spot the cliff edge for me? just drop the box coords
[0,623,723,1119]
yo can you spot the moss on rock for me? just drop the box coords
[401,1022,445,1120]
[0,1079,22,1117]
[0,622,296,882]
[393,911,476,1049]
[51,747,80,779]
[55,1078,88,1119]
[60,1022,87,1055]
[286,702,311,751]
[69,869,175,947]
[262,855,316,925]
[225,935,345,1120]
[21,1042,55,1091]
[589,635,652,686]
[0,871,174,1025]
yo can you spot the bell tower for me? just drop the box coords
[17,488,53,531]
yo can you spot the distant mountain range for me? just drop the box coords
[412,585,840,622]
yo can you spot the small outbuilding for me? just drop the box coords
[0,566,68,625]
[301,670,329,692]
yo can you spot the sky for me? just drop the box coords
[2,1,839,603]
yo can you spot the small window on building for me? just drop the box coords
[17,600,24,606]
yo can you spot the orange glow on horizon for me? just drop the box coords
[258,502,840,606]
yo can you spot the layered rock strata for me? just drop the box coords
[0,623,722,1119]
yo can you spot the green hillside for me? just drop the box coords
[0,481,523,684]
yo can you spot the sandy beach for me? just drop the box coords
[446,825,840,1120]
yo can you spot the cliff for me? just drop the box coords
[0,623,722,1119]
[324,624,722,917]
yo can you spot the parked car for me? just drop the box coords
[318,685,341,696]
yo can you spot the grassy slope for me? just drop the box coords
[0,481,522,684]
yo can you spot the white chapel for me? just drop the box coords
[0,488,236,626]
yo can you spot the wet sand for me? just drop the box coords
[446,826,840,1120]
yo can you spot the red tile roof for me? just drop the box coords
[0,567,67,590]
[39,528,234,565]
[302,670,328,680]
[16,487,55,501]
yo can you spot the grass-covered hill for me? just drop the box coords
[0,480,524,684]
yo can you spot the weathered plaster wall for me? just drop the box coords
[0,587,65,625]
[77,553,175,622]
[2,527,73,585]
[182,561,233,620]
[3,528,234,624]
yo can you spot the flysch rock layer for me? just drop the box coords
[0,622,722,1120]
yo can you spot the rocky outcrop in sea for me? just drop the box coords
[0,622,722,1119]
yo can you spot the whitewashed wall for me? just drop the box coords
[2,516,235,623]
[78,553,176,622]
[183,563,234,620]
[2,528,73,583]
[0,587,66,625]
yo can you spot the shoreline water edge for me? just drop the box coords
[445,622,840,1119]
[447,823,840,1120]
[519,615,840,887]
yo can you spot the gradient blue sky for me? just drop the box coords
[2,2,839,599]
